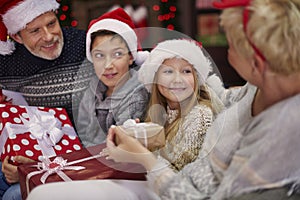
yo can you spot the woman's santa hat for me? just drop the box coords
[86,8,149,65]
[0,0,59,55]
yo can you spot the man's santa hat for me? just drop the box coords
[86,8,149,65]
[0,0,59,55]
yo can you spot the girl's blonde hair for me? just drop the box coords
[220,0,300,75]
[145,65,212,141]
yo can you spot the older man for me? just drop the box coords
[0,0,93,199]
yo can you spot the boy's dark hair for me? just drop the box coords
[90,30,138,68]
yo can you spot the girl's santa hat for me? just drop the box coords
[138,39,225,114]
[138,39,213,92]
[0,0,59,55]
[86,8,149,65]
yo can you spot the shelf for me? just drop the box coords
[197,8,220,14]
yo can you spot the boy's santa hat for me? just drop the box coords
[86,8,149,65]
[0,0,59,55]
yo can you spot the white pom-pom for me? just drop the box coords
[123,119,136,128]
[135,50,150,66]
[0,40,15,55]
[206,74,225,99]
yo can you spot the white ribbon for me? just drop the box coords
[0,107,77,157]
[122,119,156,148]
[25,153,104,195]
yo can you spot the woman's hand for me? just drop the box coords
[104,125,157,171]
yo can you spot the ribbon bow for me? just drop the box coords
[20,107,64,146]
[122,119,148,147]
[122,119,138,128]
[122,119,160,148]
[25,153,104,195]
[37,156,85,184]
[0,106,77,158]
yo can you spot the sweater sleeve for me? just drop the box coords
[147,154,218,200]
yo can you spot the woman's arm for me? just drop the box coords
[105,126,218,199]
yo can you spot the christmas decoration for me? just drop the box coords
[56,0,78,27]
[107,4,148,29]
[152,0,179,31]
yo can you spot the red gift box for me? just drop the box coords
[0,104,82,165]
[18,143,146,200]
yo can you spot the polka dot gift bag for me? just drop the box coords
[0,104,82,165]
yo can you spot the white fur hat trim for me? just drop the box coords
[3,0,59,35]
[86,19,137,63]
[138,39,212,92]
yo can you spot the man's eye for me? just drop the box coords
[48,21,56,27]
[30,29,39,34]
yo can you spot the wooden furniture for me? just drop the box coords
[192,0,246,87]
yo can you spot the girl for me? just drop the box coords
[138,39,223,171]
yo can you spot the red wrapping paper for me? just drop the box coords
[0,104,82,165]
[18,143,146,200]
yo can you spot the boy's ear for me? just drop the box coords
[129,54,134,65]
[9,33,24,44]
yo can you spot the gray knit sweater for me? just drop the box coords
[76,69,149,147]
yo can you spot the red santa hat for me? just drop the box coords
[0,0,60,55]
[86,8,141,64]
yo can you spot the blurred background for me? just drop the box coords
[56,0,245,87]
